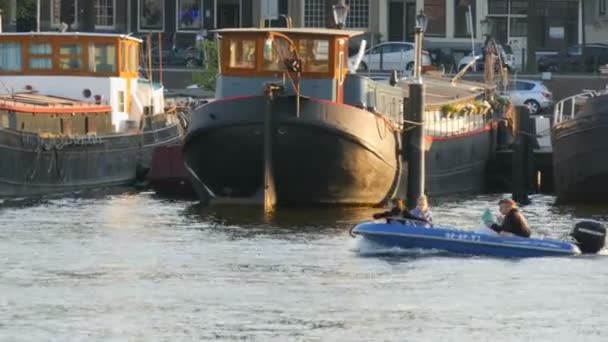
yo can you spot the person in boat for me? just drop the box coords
[373,198,406,219]
[409,195,433,224]
[490,198,531,238]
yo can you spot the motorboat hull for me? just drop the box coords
[352,220,580,258]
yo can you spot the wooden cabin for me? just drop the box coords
[0,33,163,133]
[214,28,362,103]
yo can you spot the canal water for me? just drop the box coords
[1,191,608,341]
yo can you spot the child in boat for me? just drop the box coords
[489,198,531,238]
[409,195,433,224]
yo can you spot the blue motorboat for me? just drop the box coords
[351,218,606,258]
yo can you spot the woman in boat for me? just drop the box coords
[409,195,433,224]
[490,198,531,238]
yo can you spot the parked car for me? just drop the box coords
[151,46,203,69]
[349,42,432,72]
[457,44,516,72]
[503,80,553,115]
[537,44,608,73]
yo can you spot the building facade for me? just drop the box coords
[0,1,601,65]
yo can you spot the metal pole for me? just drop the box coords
[0,9,3,33]
[36,0,40,32]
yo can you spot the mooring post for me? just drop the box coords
[406,83,426,207]
[512,106,532,205]
[263,84,279,212]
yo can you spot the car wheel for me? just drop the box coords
[185,58,197,69]
[547,65,559,73]
[524,99,541,115]
[406,62,414,70]
[357,61,368,72]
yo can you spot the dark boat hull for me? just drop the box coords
[552,98,608,202]
[0,123,181,198]
[184,96,401,205]
[425,126,494,195]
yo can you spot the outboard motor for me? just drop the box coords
[570,220,606,254]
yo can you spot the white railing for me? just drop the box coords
[553,90,600,125]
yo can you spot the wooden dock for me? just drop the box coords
[486,147,554,194]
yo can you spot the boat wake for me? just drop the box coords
[352,237,459,258]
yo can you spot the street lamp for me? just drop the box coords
[413,10,427,82]
[481,17,497,99]
[333,0,350,29]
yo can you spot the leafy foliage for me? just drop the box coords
[192,40,219,91]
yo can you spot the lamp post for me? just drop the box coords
[405,10,427,207]
[481,17,497,99]
[332,0,350,29]
[413,10,428,82]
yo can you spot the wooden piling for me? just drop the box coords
[511,106,534,204]
[263,86,278,212]
[406,83,426,207]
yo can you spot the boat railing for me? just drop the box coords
[553,90,600,125]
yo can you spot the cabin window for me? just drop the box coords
[0,42,23,71]
[118,91,126,112]
[228,39,256,69]
[29,43,53,70]
[297,39,329,73]
[263,39,292,71]
[89,43,117,73]
[59,44,83,70]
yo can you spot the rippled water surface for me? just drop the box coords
[1,192,608,341]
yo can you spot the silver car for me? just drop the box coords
[349,42,432,72]
[504,80,553,115]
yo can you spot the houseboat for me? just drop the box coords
[182,28,497,206]
[0,33,182,198]
[552,90,608,203]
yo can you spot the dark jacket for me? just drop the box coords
[373,207,403,219]
[491,208,531,238]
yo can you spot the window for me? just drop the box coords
[51,0,78,27]
[345,0,369,29]
[228,39,256,69]
[424,0,446,36]
[29,43,52,70]
[139,0,164,31]
[118,91,126,112]
[59,44,83,70]
[304,0,325,28]
[263,39,291,71]
[488,0,508,15]
[298,39,329,73]
[89,43,117,73]
[391,44,412,53]
[371,44,391,54]
[177,0,202,31]
[515,81,535,91]
[0,43,21,72]
[454,0,476,37]
[96,0,115,28]
[601,0,607,15]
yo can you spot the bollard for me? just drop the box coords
[406,83,426,207]
[511,106,534,205]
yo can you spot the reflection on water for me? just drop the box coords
[2,191,608,341]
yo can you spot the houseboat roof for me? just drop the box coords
[212,28,364,38]
[398,76,488,108]
[0,32,142,43]
[0,93,112,114]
